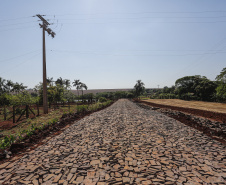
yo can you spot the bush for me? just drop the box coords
[99,97,107,103]
[0,135,16,149]
[77,105,89,113]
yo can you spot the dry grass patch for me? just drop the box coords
[144,99,226,113]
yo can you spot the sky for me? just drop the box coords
[0,0,226,89]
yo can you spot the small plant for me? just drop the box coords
[77,105,88,114]
[17,132,23,141]
[99,97,107,103]
[27,118,32,123]
[31,124,37,131]
[26,129,33,137]
[0,135,16,149]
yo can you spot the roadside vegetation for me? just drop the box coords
[0,77,114,150]
[146,67,226,103]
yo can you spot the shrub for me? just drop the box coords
[99,97,107,103]
[0,135,16,149]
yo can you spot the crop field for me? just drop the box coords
[143,99,226,113]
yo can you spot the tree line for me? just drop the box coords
[1,67,225,107]
[0,77,90,107]
[149,67,226,102]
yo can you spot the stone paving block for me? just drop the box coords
[0,99,225,184]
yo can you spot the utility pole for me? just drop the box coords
[36,14,56,114]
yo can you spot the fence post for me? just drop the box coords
[68,101,70,112]
[37,103,39,116]
[13,106,15,123]
[26,105,29,118]
[3,105,7,121]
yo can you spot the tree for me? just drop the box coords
[80,83,88,96]
[73,79,82,96]
[215,67,226,102]
[216,67,226,82]
[12,82,27,94]
[0,77,7,95]
[175,75,216,101]
[5,80,14,92]
[55,77,64,86]
[65,79,71,90]
[47,77,54,86]
[134,80,145,98]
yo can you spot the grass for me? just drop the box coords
[0,101,113,149]
[0,104,78,138]
[143,99,226,113]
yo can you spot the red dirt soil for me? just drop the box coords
[139,100,226,123]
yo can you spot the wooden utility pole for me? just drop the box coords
[36,14,55,114]
[42,23,48,114]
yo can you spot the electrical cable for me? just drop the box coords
[49,49,226,57]
[0,20,38,27]
[0,16,33,22]
[0,52,42,75]
[0,50,41,63]
[52,20,226,24]
[0,25,37,32]
[46,10,226,17]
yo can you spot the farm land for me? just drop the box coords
[142,99,226,113]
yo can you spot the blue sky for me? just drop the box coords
[0,0,226,89]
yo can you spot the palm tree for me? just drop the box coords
[65,79,71,90]
[73,79,81,96]
[55,77,64,86]
[80,83,88,96]
[134,80,145,98]
[47,77,54,87]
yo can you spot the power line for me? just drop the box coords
[0,20,38,27]
[167,36,226,81]
[0,50,41,63]
[0,16,33,22]
[49,49,226,57]
[0,25,37,32]
[46,10,226,17]
[0,52,42,75]
[48,15,226,21]
[53,20,226,25]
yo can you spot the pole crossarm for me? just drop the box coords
[36,14,56,38]
[36,14,50,25]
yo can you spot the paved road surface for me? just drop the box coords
[0,99,225,184]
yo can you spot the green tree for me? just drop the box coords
[12,82,27,94]
[0,77,7,95]
[175,75,216,101]
[134,80,145,98]
[65,79,71,90]
[73,79,81,96]
[215,67,226,102]
[55,77,64,86]
[47,77,54,86]
[80,83,88,96]
[216,67,226,82]
[5,80,14,92]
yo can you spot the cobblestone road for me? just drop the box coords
[1,99,226,184]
